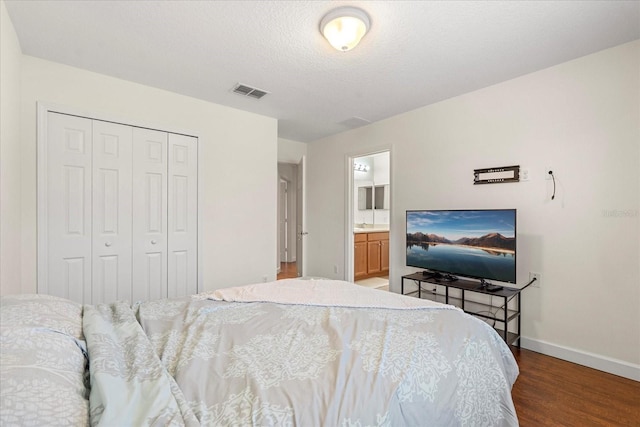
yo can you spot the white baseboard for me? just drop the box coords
[520,337,640,382]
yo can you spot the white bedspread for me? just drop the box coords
[200,277,457,310]
[1,280,520,426]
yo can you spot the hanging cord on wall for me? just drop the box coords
[548,170,556,200]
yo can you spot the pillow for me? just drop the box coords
[0,294,90,426]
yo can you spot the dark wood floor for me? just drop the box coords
[277,262,298,280]
[511,347,640,426]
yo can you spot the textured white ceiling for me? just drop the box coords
[5,0,640,142]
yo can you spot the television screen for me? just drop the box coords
[406,209,516,284]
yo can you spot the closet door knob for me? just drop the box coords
[151,239,157,245]
[105,242,112,247]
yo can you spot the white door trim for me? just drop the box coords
[36,101,203,296]
[278,177,289,264]
[296,156,306,277]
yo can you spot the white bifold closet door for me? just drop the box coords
[132,128,168,302]
[92,120,133,304]
[47,113,95,303]
[167,134,198,298]
[43,112,197,304]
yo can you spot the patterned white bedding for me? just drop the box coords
[0,294,89,425]
[1,279,519,426]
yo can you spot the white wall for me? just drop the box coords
[373,152,390,224]
[0,0,22,295]
[306,41,640,376]
[277,137,307,163]
[7,55,277,296]
[373,152,390,185]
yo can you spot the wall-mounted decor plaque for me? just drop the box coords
[474,165,520,185]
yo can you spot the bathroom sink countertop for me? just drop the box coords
[354,227,389,233]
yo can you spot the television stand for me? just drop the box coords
[401,273,524,346]
[421,271,442,279]
[421,271,459,282]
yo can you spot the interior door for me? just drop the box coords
[167,133,198,297]
[46,113,93,303]
[132,128,168,302]
[279,179,287,263]
[296,156,307,277]
[92,120,133,304]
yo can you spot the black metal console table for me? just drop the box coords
[401,272,528,347]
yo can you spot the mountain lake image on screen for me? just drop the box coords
[406,209,516,283]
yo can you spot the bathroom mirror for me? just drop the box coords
[358,185,388,210]
[358,186,372,210]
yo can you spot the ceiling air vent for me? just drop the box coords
[232,83,269,100]
[339,116,371,129]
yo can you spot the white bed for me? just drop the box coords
[0,278,519,426]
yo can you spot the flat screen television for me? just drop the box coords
[406,209,516,284]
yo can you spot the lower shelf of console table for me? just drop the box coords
[401,273,524,347]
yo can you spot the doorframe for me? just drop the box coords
[296,155,307,277]
[344,146,393,283]
[36,102,203,295]
[278,177,289,265]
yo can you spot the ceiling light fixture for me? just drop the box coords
[354,162,369,172]
[320,6,370,52]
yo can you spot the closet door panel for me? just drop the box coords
[41,109,200,304]
[168,134,198,297]
[132,128,168,301]
[92,121,133,304]
[47,113,93,303]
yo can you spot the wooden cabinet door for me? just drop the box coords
[380,239,389,272]
[354,241,368,279]
[367,240,381,274]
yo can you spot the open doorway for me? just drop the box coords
[347,150,391,291]
[277,156,306,279]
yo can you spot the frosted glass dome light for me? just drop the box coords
[320,7,371,52]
